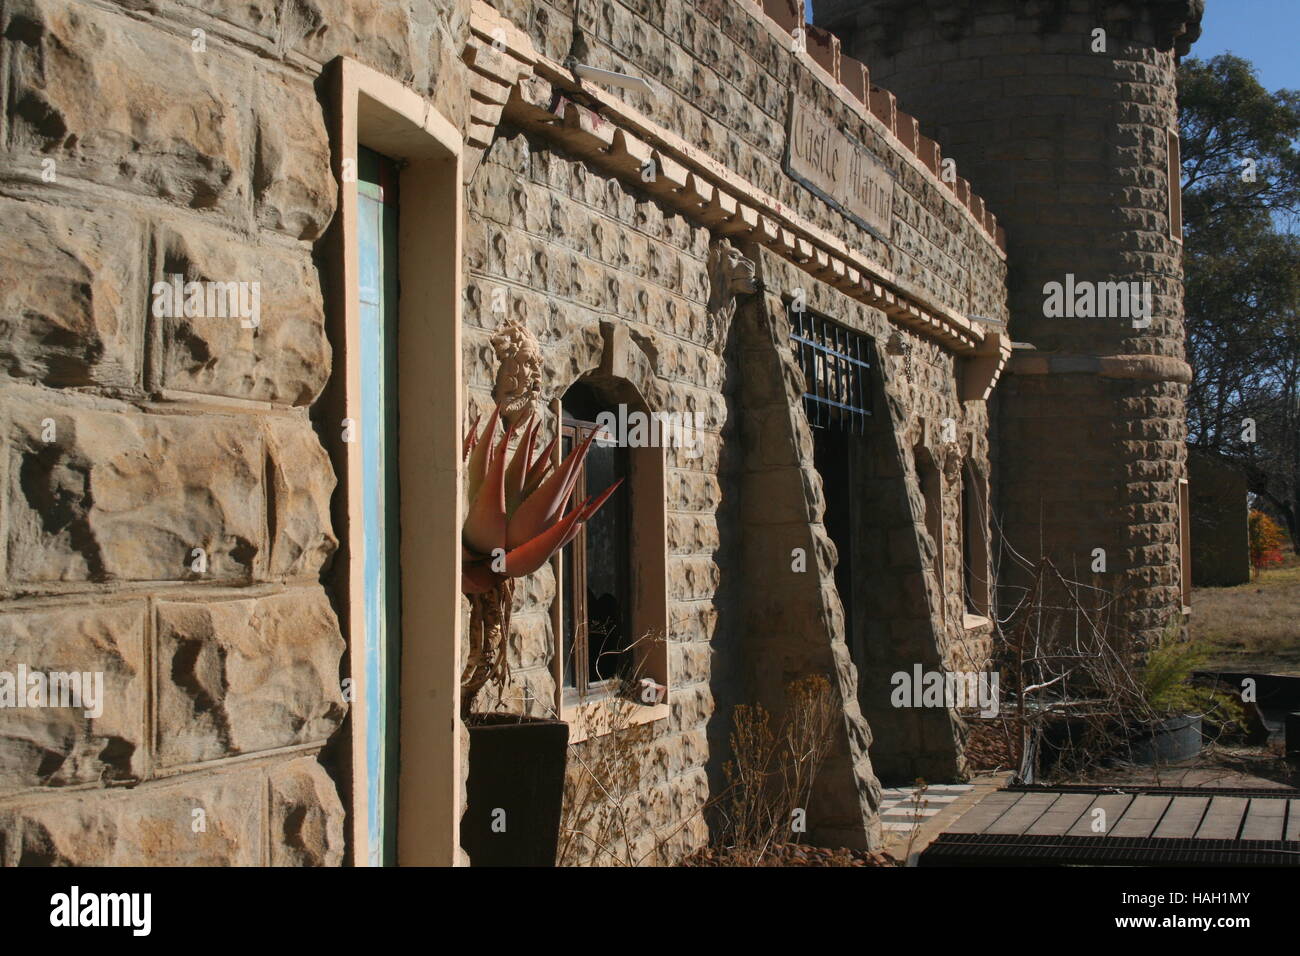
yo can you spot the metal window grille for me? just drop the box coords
[788,307,873,433]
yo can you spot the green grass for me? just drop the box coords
[1191,550,1300,675]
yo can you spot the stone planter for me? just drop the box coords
[1127,715,1203,766]
[460,714,569,867]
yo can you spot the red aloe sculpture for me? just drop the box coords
[460,404,622,715]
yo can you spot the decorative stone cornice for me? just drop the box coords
[465,0,1009,367]
[462,0,1006,252]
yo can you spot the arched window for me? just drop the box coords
[962,460,991,619]
[551,376,669,726]
[915,444,944,623]
[560,382,632,693]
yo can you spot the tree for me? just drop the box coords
[1180,55,1300,551]
[1179,55,1300,233]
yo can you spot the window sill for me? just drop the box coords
[962,614,992,632]
[559,691,669,744]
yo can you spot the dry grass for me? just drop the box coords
[1191,551,1300,675]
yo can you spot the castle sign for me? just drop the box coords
[784,94,894,240]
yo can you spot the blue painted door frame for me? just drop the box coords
[357,146,401,866]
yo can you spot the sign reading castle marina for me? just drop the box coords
[784,94,894,240]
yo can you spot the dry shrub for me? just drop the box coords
[556,694,658,866]
[714,674,838,864]
[1000,558,1246,782]
[557,669,845,866]
[555,633,704,866]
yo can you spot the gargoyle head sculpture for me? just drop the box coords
[490,318,543,429]
[705,238,758,353]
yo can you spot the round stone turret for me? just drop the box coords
[818,0,1204,646]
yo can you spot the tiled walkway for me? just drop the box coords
[878,784,974,832]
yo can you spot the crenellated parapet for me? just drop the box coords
[818,0,1203,56]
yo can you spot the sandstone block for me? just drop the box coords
[253,75,336,240]
[0,198,143,389]
[0,603,145,793]
[5,393,264,583]
[263,416,337,577]
[268,756,345,866]
[1,768,265,865]
[154,223,330,405]
[5,0,252,215]
[154,589,346,766]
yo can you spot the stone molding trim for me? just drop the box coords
[961,328,1013,402]
[1009,352,1193,384]
[462,13,537,183]
[463,0,1010,379]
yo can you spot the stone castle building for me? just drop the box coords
[0,0,1197,865]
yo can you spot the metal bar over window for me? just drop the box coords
[788,305,873,432]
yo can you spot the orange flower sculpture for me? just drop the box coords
[460,404,622,714]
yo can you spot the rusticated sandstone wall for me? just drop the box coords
[1,0,1008,865]
[465,0,1009,858]
[0,0,470,866]
[818,0,1201,648]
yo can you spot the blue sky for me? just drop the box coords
[1196,0,1299,94]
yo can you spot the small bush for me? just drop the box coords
[1249,509,1285,573]
[1139,618,1244,727]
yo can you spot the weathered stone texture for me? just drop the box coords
[263,416,338,578]
[4,392,265,584]
[252,75,337,240]
[832,0,1191,648]
[0,197,144,389]
[154,590,345,767]
[268,756,347,866]
[0,769,265,866]
[6,0,253,216]
[0,0,421,863]
[0,603,146,793]
[154,222,331,405]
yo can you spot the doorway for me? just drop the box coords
[356,146,402,866]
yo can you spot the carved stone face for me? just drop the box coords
[706,238,758,320]
[704,238,759,354]
[721,242,758,295]
[490,319,543,428]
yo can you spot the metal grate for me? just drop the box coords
[919,831,1300,867]
[788,308,873,433]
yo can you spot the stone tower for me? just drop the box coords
[817,0,1203,647]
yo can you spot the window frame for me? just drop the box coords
[547,388,670,742]
[1168,128,1183,243]
[559,415,632,701]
